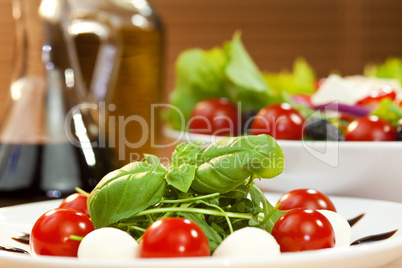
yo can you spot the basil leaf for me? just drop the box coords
[191,135,284,194]
[171,142,204,166]
[144,154,167,172]
[166,164,196,192]
[88,161,167,228]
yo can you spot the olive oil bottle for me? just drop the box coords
[71,0,165,166]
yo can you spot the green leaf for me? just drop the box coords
[249,185,285,232]
[364,57,402,85]
[165,48,228,130]
[171,142,204,166]
[166,164,196,192]
[191,135,284,194]
[88,162,168,228]
[144,154,167,173]
[263,57,316,95]
[223,32,273,111]
[371,98,402,127]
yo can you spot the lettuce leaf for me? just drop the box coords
[262,57,316,95]
[165,47,228,130]
[364,57,402,85]
[371,98,402,127]
[223,32,273,111]
[165,32,276,130]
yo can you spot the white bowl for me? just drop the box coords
[164,128,402,202]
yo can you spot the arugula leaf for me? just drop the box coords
[249,185,285,232]
[88,161,168,228]
[192,135,284,194]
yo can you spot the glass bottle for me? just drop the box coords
[0,0,116,204]
[66,0,165,167]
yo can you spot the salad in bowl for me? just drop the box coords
[164,32,402,201]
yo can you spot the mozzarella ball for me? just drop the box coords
[318,209,352,248]
[78,227,138,260]
[213,227,280,258]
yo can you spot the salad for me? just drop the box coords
[165,32,402,141]
[23,135,397,260]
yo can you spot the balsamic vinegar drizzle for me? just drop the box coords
[11,231,30,245]
[351,229,398,246]
[347,213,365,227]
[0,245,29,254]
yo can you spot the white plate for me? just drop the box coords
[164,128,402,202]
[1,194,402,268]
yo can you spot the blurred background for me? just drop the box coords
[0,0,402,101]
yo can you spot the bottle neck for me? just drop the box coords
[12,0,46,80]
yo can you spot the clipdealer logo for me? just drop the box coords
[64,100,341,167]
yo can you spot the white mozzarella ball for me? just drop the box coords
[78,227,138,260]
[212,227,280,258]
[318,209,352,248]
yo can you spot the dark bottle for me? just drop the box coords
[0,0,117,205]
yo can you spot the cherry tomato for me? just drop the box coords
[345,115,397,141]
[277,188,336,212]
[30,208,94,257]
[138,217,210,258]
[250,103,305,140]
[59,193,90,218]
[271,208,335,252]
[188,98,239,136]
[356,85,396,107]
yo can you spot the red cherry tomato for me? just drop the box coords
[345,116,397,141]
[250,103,305,140]
[277,188,336,212]
[188,98,239,136]
[272,208,335,252]
[30,208,94,257]
[356,85,396,107]
[139,217,210,258]
[59,193,90,218]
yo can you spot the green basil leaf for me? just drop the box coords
[88,161,167,228]
[166,164,196,192]
[171,142,204,166]
[191,134,284,194]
